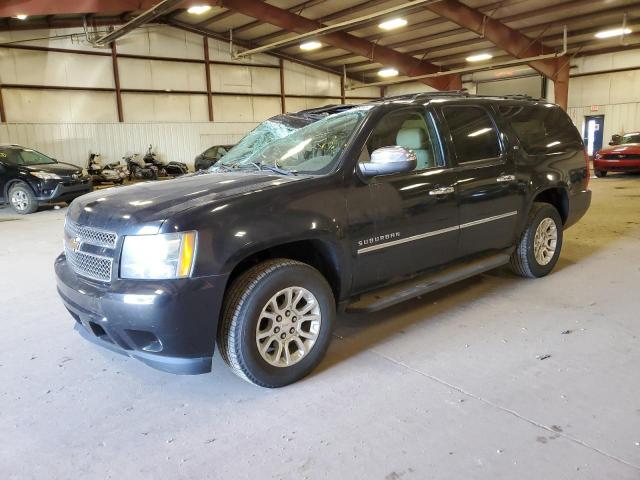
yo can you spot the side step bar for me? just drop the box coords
[345,252,511,314]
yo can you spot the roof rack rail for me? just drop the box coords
[498,94,542,101]
[375,90,471,103]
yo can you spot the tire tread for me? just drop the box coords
[218,258,312,387]
[510,202,559,278]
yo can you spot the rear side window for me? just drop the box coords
[498,104,582,155]
[442,106,501,163]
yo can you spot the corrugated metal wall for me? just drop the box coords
[567,48,640,141]
[0,122,257,169]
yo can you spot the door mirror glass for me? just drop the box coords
[359,146,417,178]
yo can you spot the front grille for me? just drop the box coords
[603,154,640,160]
[65,220,117,249]
[65,248,113,282]
[64,220,117,282]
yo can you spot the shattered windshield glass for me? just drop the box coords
[210,120,299,170]
[218,106,372,175]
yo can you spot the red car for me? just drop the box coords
[593,132,640,177]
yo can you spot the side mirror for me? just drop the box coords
[358,146,417,178]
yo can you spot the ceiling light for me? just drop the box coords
[14,14,28,20]
[466,53,493,62]
[595,27,631,39]
[378,68,399,78]
[187,5,212,15]
[300,41,322,51]
[379,18,408,30]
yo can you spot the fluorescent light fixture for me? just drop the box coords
[378,68,399,78]
[466,53,493,62]
[300,41,322,51]
[595,27,631,39]
[379,18,408,30]
[187,5,212,15]
[14,14,28,20]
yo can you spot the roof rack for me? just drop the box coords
[379,90,470,102]
[499,94,540,101]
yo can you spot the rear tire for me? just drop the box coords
[595,170,607,177]
[510,202,563,278]
[8,182,38,214]
[218,259,335,388]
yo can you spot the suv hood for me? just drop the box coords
[24,162,82,176]
[67,171,303,233]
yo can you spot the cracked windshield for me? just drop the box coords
[214,106,372,175]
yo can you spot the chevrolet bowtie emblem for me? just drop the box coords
[70,236,82,253]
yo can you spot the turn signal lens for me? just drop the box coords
[177,231,197,278]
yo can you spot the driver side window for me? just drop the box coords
[362,109,441,172]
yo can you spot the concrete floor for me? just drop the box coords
[1,174,639,480]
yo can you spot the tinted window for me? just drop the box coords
[498,104,582,154]
[363,108,441,171]
[443,106,501,163]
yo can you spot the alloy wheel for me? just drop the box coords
[255,286,322,367]
[11,190,29,211]
[533,217,558,265]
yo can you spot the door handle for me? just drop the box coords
[429,186,455,196]
[496,174,516,183]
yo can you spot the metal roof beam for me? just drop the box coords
[218,0,461,90]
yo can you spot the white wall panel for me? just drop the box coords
[285,97,334,112]
[0,122,257,169]
[283,61,339,97]
[0,49,113,89]
[212,64,252,92]
[212,95,253,122]
[122,93,208,122]
[118,57,152,89]
[252,97,282,121]
[250,67,281,95]
[3,90,117,123]
[149,60,205,91]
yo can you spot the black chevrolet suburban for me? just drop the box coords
[55,93,591,387]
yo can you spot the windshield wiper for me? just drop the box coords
[251,162,297,176]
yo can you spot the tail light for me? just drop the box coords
[583,149,591,189]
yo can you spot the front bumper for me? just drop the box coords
[37,178,93,203]
[55,253,228,375]
[593,158,640,172]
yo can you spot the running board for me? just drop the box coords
[345,252,511,314]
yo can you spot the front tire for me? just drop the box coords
[595,170,607,177]
[218,259,335,388]
[8,182,38,214]
[510,202,563,278]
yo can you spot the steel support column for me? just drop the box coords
[0,86,6,123]
[279,58,286,113]
[203,36,214,121]
[110,42,124,122]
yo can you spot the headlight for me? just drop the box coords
[32,171,61,180]
[120,231,197,279]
